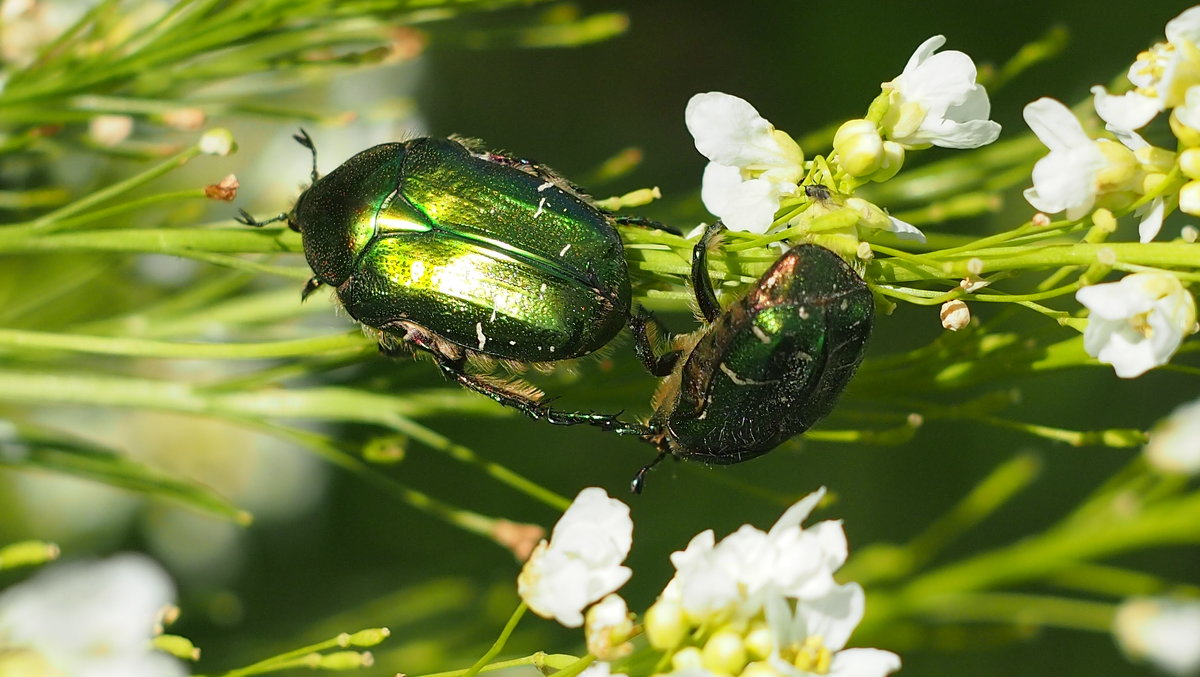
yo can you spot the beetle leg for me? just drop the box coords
[430,353,647,434]
[691,220,726,323]
[612,215,682,236]
[629,308,680,377]
[630,448,671,494]
[293,128,320,183]
[300,277,323,301]
[235,208,290,227]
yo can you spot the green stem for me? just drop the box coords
[0,329,369,359]
[462,603,528,677]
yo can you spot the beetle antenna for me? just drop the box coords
[293,128,319,183]
[630,449,669,494]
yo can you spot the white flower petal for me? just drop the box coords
[769,487,826,535]
[1023,98,1093,152]
[1166,6,1200,46]
[797,583,864,651]
[700,163,792,233]
[686,92,803,172]
[1137,197,1166,243]
[827,648,903,677]
[1177,85,1200,130]
[1091,86,1161,132]
[883,215,927,242]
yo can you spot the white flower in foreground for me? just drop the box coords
[1092,6,1200,133]
[687,92,805,233]
[1114,597,1200,676]
[518,487,633,628]
[1023,98,1130,220]
[0,554,185,677]
[1144,397,1200,475]
[765,589,900,677]
[882,35,1001,149]
[1076,273,1197,378]
[663,488,846,621]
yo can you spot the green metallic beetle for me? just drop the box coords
[238,131,639,428]
[624,221,875,492]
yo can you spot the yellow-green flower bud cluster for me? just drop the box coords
[643,601,834,677]
[1174,115,1200,216]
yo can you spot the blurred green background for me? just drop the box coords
[1,1,1197,676]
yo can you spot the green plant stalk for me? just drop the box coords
[418,653,581,677]
[462,603,528,677]
[0,328,370,359]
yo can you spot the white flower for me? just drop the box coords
[1022,98,1116,220]
[586,594,634,659]
[663,488,846,621]
[1092,7,1200,133]
[882,35,1001,149]
[764,587,900,677]
[686,92,805,233]
[517,487,633,628]
[0,554,185,677]
[1076,273,1197,378]
[1144,397,1200,475]
[1114,597,1200,676]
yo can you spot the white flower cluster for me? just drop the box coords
[519,488,899,677]
[1022,6,1200,379]
[686,36,1000,240]
[0,554,185,677]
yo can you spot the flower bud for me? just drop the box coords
[1171,109,1200,147]
[672,647,705,672]
[743,622,773,660]
[199,128,236,156]
[1134,145,1175,174]
[740,661,783,677]
[1180,148,1200,180]
[1093,140,1138,193]
[834,119,884,177]
[701,629,748,675]
[940,300,971,331]
[586,594,634,659]
[1181,180,1200,216]
[645,599,688,650]
[870,141,905,183]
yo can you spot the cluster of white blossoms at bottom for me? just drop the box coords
[0,554,185,677]
[519,488,900,677]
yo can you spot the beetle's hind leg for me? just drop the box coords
[432,353,648,436]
